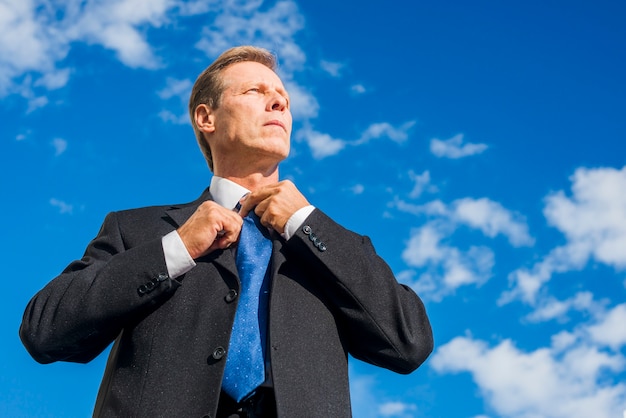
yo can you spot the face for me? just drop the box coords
[207,61,292,172]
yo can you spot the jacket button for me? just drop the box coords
[156,273,168,282]
[224,289,238,303]
[318,242,327,252]
[212,346,226,360]
[302,225,312,235]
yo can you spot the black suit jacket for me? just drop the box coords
[20,188,433,417]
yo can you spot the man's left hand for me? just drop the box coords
[238,180,309,234]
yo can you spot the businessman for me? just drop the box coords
[20,45,433,417]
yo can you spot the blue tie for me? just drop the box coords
[222,212,272,402]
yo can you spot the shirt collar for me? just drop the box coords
[209,176,250,210]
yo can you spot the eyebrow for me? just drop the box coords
[239,81,290,102]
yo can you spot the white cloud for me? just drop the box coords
[157,77,193,101]
[351,84,366,94]
[502,166,626,306]
[431,333,626,418]
[0,0,182,102]
[349,367,422,418]
[176,0,221,16]
[158,109,188,125]
[396,197,533,247]
[295,125,346,159]
[0,0,68,96]
[544,166,626,269]
[356,121,415,145]
[401,222,494,300]
[408,170,435,199]
[194,0,306,73]
[452,198,534,247]
[157,77,193,124]
[26,95,49,113]
[284,80,319,120]
[295,120,415,159]
[587,303,626,351]
[52,137,67,156]
[34,68,71,90]
[524,292,606,323]
[430,133,488,159]
[395,195,532,301]
[320,59,343,77]
[378,401,417,417]
[351,184,365,195]
[50,198,73,214]
[65,0,173,69]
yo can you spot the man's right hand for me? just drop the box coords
[177,201,243,259]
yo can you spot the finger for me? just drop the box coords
[214,216,243,248]
[238,191,266,217]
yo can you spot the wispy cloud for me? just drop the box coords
[430,133,488,159]
[501,166,626,306]
[157,77,193,101]
[284,80,319,120]
[158,109,189,125]
[378,401,418,417]
[194,0,306,73]
[350,184,365,195]
[295,124,346,159]
[351,84,366,94]
[320,59,343,77]
[397,197,533,247]
[157,77,193,125]
[49,198,73,214]
[296,120,416,159]
[51,137,67,156]
[355,121,415,145]
[408,170,436,199]
[524,292,607,323]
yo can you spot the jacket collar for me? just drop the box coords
[164,187,213,228]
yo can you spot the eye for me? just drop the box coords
[245,88,260,94]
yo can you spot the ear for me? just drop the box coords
[195,104,216,134]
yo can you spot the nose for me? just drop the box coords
[267,90,288,112]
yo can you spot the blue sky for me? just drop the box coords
[2,0,626,417]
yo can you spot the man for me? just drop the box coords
[20,46,433,417]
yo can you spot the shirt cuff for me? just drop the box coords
[283,205,315,240]
[162,231,196,279]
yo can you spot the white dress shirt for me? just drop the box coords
[161,176,314,279]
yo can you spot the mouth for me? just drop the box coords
[265,120,286,131]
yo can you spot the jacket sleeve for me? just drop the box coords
[284,209,434,374]
[19,211,181,364]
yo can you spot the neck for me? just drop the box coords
[215,166,280,191]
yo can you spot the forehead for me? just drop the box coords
[221,61,286,89]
